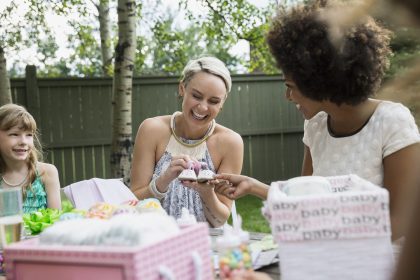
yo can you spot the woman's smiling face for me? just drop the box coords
[284,76,323,120]
[180,71,227,127]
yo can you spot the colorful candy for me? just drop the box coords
[217,228,253,279]
[86,202,116,219]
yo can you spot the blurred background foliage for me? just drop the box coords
[2,0,419,79]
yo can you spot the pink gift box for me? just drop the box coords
[4,223,212,280]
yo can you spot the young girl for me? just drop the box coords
[215,1,420,241]
[0,104,61,213]
[130,57,244,227]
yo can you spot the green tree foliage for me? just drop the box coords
[67,24,104,77]
[42,1,110,77]
[5,0,280,77]
[179,0,279,73]
[5,0,420,78]
[0,0,53,102]
[136,14,241,75]
[385,27,420,80]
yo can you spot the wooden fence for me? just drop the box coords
[10,66,304,187]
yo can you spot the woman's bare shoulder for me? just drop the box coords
[137,115,171,135]
[212,124,243,146]
[140,115,171,129]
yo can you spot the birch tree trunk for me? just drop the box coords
[98,0,113,77]
[110,0,136,183]
[0,46,12,106]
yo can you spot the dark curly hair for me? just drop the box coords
[266,1,392,105]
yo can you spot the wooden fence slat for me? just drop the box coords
[24,66,41,125]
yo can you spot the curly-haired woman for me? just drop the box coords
[215,1,420,242]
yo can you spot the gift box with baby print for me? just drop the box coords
[3,222,212,280]
[265,174,394,280]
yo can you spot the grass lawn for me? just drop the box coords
[229,195,271,233]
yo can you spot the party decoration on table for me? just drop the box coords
[23,208,62,235]
[63,178,137,210]
[85,202,116,219]
[249,235,278,252]
[136,198,166,214]
[282,176,332,196]
[112,204,138,217]
[217,217,253,279]
[39,212,180,247]
[59,212,85,221]
[176,207,197,228]
[22,201,84,235]
[5,223,211,280]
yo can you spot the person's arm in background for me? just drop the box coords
[214,174,269,200]
[393,175,420,279]
[301,145,313,176]
[215,145,313,201]
[383,142,420,241]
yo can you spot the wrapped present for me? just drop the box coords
[265,174,394,280]
[4,223,212,280]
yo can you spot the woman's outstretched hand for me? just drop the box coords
[212,174,254,200]
[212,173,269,200]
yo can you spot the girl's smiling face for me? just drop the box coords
[284,76,323,120]
[0,126,34,163]
[180,71,227,131]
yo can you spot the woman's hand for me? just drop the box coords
[180,179,215,194]
[161,155,196,183]
[213,173,269,200]
[212,174,253,200]
[151,155,199,195]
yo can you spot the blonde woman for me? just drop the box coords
[130,57,243,227]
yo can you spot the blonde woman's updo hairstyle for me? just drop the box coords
[0,104,43,196]
[180,56,232,94]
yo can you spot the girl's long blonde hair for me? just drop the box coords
[0,104,43,196]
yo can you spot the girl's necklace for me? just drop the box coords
[1,172,29,187]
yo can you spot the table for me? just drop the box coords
[257,263,280,279]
